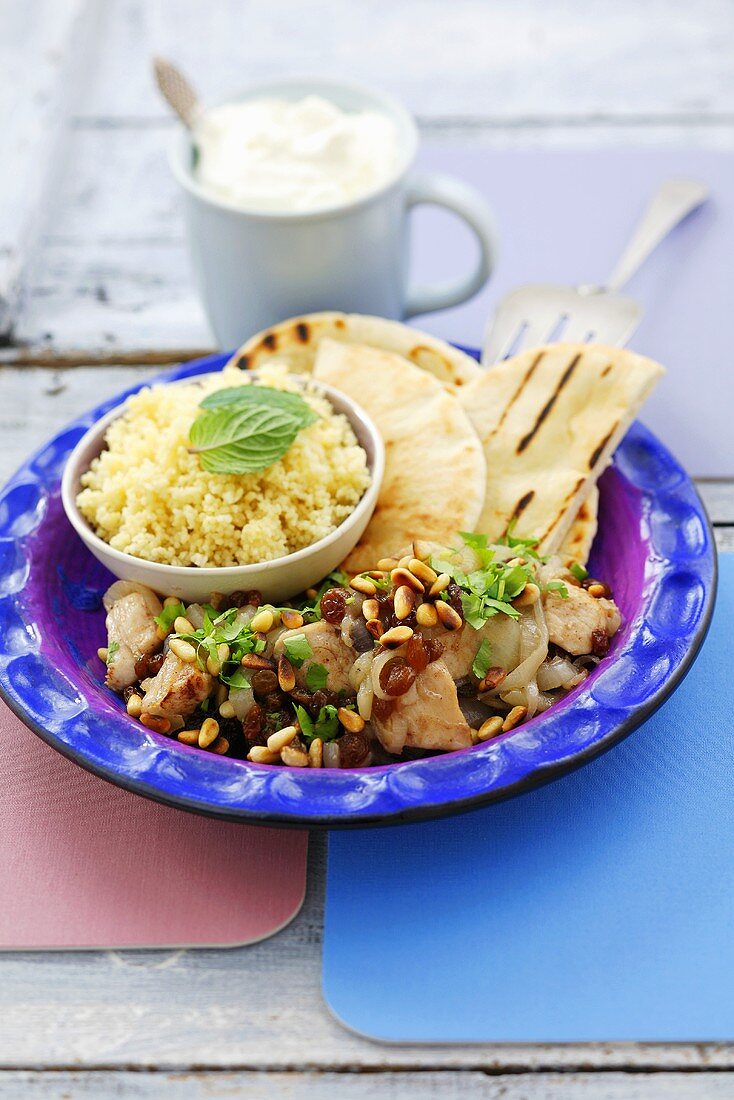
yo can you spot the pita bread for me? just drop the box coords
[459,343,664,554]
[313,340,486,573]
[559,486,599,566]
[227,312,481,389]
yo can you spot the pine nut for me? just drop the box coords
[140,713,171,735]
[398,555,413,569]
[217,643,230,663]
[409,558,438,585]
[411,540,432,562]
[365,618,384,640]
[174,615,194,635]
[163,596,180,608]
[380,625,414,648]
[216,682,228,706]
[416,602,439,628]
[478,667,507,692]
[587,583,607,598]
[97,647,108,662]
[338,707,365,733]
[390,567,424,593]
[248,746,280,764]
[219,700,235,719]
[211,736,230,755]
[281,743,310,768]
[513,582,540,609]
[241,653,275,671]
[206,655,222,677]
[267,725,298,753]
[376,557,399,571]
[436,600,463,631]
[198,717,220,748]
[250,608,274,633]
[126,694,143,718]
[277,654,296,692]
[477,716,504,741]
[350,575,377,596]
[309,738,324,768]
[362,598,380,621]
[305,587,318,600]
[502,705,527,732]
[177,728,199,745]
[169,637,197,663]
[429,573,451,598]
[281,608,304,630]
[393,585,415,620]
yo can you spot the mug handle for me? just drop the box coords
[403,171,498,318]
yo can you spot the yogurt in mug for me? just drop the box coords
[194,94,400,213]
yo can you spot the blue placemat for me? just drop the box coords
[323,554,732,1043]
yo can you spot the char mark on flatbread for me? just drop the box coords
[516,352,581,454]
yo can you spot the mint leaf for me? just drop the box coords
[283,633,313,668]
[305,663,328,691]
[472,639,493,681]
[199,385,316,426]
[189,389,318,475]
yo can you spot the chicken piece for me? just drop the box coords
[141,651,212,720]
[371,660,473,756]
[423,614,524,682]
[544,585,621,656]
[105,592,162,692]
[273,620,354,694]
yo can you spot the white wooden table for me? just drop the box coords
[1,3,733,1096]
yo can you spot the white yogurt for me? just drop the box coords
[193,94,400,213]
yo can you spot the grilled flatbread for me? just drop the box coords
[313,340,486,573]
[559,486,598,566]
[459,343,664,554]
[228,312,480,389]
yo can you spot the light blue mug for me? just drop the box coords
[170,77,498,349]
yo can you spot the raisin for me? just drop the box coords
[424,637,445,664]
[134,650,165,680]
[311,688,340,712]
[405,634,429,672]
[591,629,610,657]
[446,582,464,617]
[379,656,416,697]
[122,685,137,703]
[320,587,349,625]
[251,669,279,697]
[338,730,371,767]
[371,696,394,721]
[242,702,266,746]
[290,687,312,709]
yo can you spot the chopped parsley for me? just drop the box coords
[432,533,536,628]
[305,662,329,691]
[283,633,313,668]
[294,702,341,744]
[169,604,266,684]
[154,601,186,632]
[544,580,569,599]
[570,562,588,582]
[106,641,120,665]
[471,639,493,681]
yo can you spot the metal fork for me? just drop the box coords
[481,177,709,365]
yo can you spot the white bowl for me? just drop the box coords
[61,374,384,604]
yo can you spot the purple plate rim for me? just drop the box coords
[0,348,718,828]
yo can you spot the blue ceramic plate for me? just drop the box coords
[0,351,717,827]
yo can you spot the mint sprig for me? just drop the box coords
[189,385,318,474]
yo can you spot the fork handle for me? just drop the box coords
[604,178,709,292]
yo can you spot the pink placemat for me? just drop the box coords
[0,701,308,949]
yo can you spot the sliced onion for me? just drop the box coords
[229,684,255,721]
[371,648,397,701]
[103,580,162,615]
[350,651,373,691]
[185,603,207,630]
[349,618,374,653]
[537,655,585,692]
[498,601,548,693]
[357,678,374,721]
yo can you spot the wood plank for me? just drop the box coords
[76,0,734,121]
[0,0,87,339]
[0,1070,732,1098]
